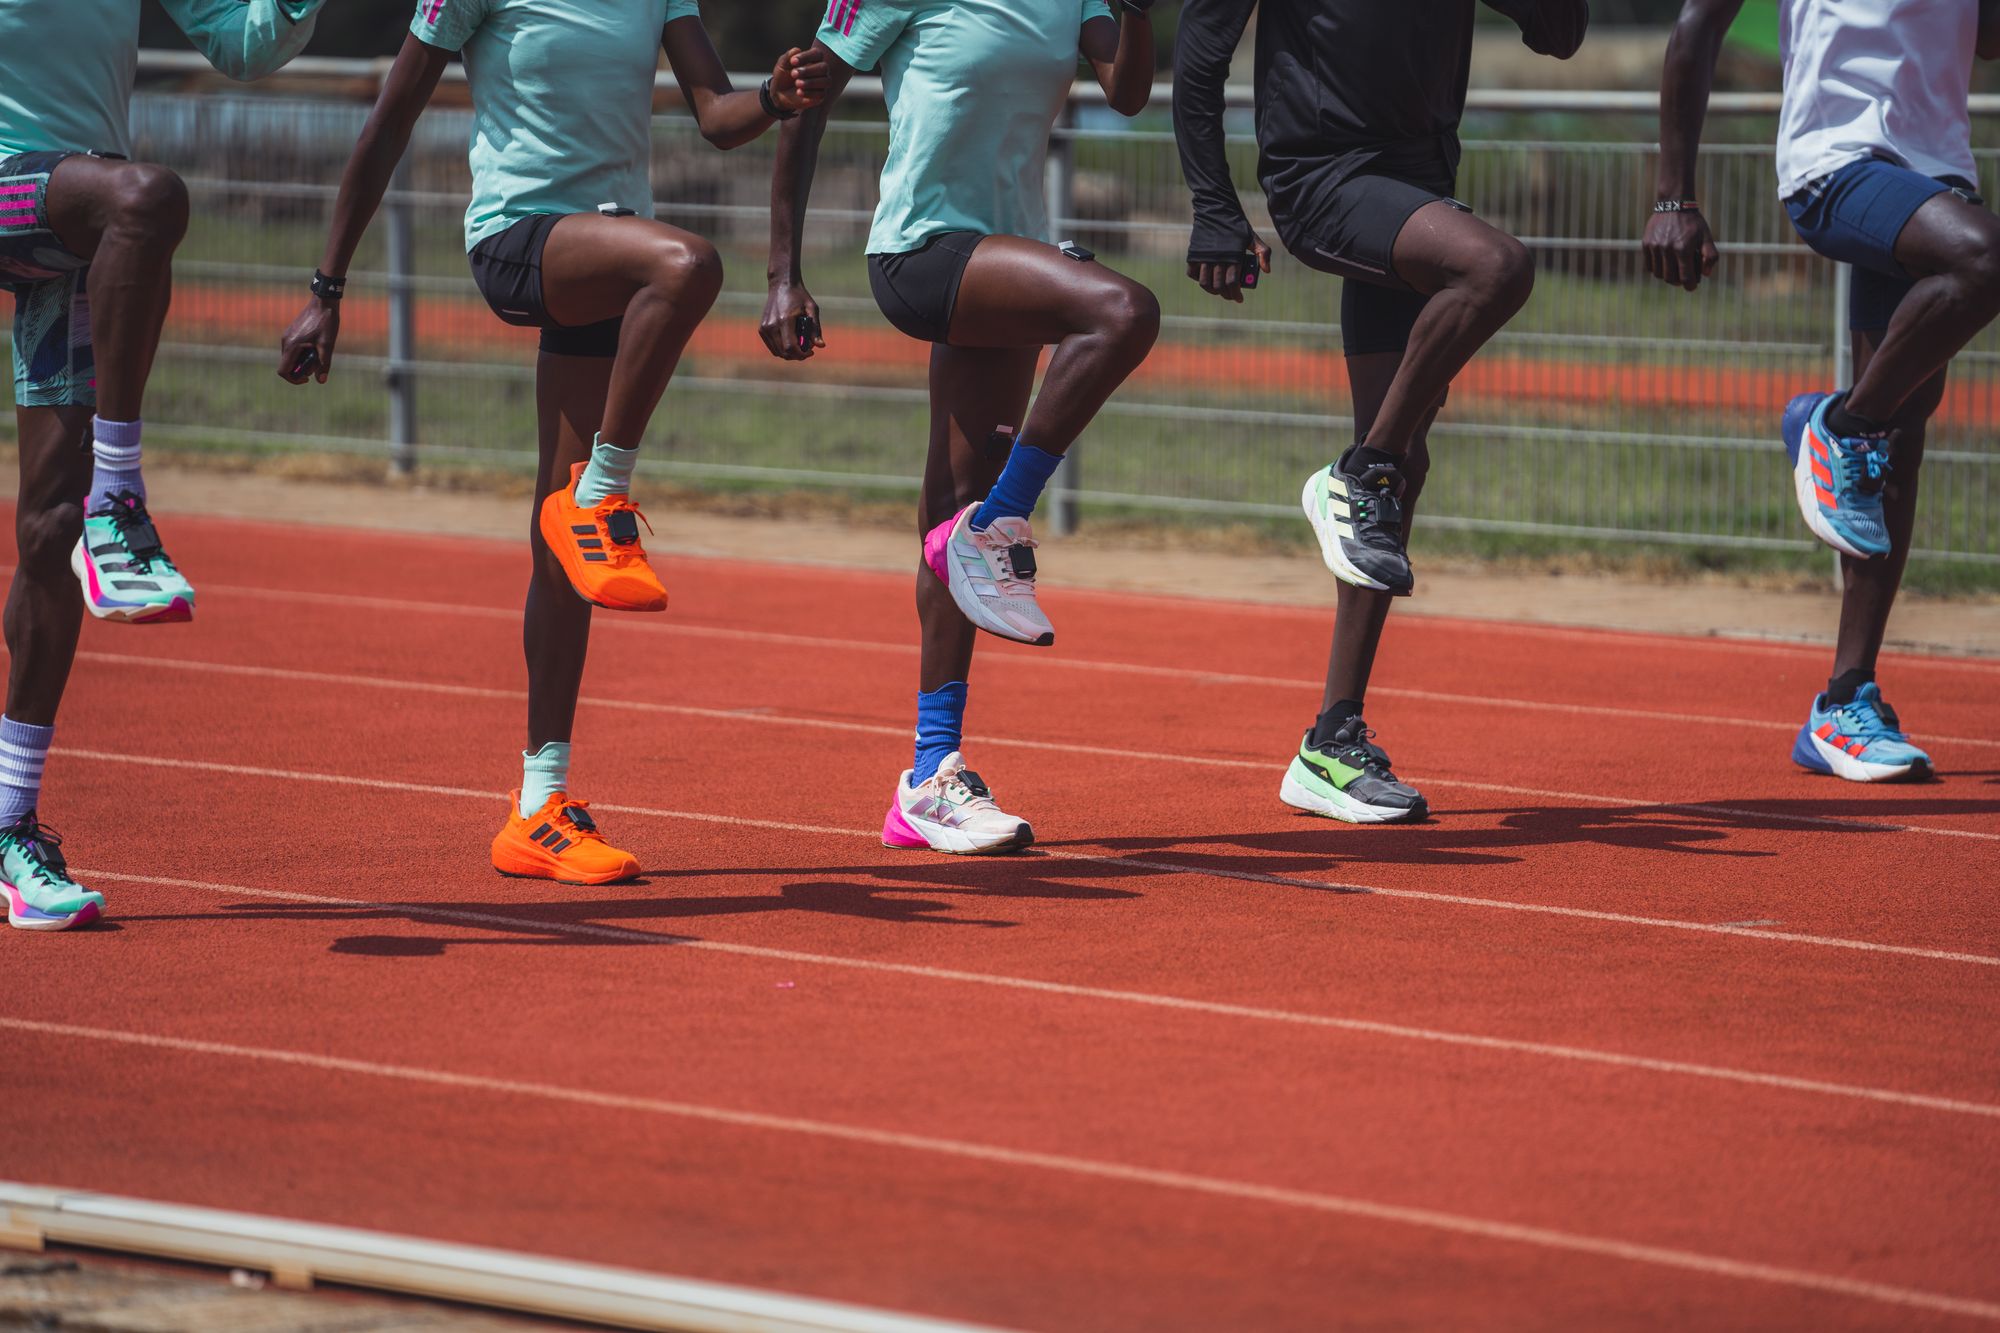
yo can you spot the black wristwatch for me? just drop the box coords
[759,77,797,121]
[310,269,346,302]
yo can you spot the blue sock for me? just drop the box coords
[574,436,638,507]
[0,716,53,824]
[912,682,968,785]
[90,418,143,508]
[520,741,571,818]
[971,442,1063,531]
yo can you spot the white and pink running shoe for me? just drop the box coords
[882,752,1033,855]
[923,504,1054,646]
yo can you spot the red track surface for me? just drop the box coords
[5,505,2000,1330]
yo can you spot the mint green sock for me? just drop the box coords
[520,741,572,818]
[574,436,638,507]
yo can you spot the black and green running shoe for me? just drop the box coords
[1279,718,1429,824]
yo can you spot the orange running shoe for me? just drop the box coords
[537,463,668,612]
[491,791,641,885]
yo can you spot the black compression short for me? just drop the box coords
[467,212,623,358]
[867,231,983,344]
[1269,148,1472,358]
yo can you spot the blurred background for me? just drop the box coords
[82,3,2000,589]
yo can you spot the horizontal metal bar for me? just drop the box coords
[127,52,2000,116]
[0,1182,1011,1333]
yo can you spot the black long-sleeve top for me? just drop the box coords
[1172,0,1576,261]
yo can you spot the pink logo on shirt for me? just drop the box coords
[826,0,861,36]
[424,0,446,25]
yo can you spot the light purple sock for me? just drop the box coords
[0,715,53,824]
[91,418,143,508]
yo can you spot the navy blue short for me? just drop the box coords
[1785,157,1984,331]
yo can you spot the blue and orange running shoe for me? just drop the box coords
[1791,684,1933,783]
[1781,393,1891,559]
[2,812,105,931]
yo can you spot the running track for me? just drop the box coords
[4,506,1999,1331]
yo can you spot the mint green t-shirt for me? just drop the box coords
[412,0,698,252]
[820,0,1115,256]
[0,0,322,158]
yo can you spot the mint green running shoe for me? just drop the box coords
[2,812,105,931]
[1279,719,1429,824]
[72,490,195,624]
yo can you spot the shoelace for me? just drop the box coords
[1832,436,1891,496]
[1833,698,1904,744]
[935,767,998,810]
[1,813,72,884]
[984,533,1039,596]
[96,490,174,574]
[553,800,606,842]
[1326,723,1397,778]
[597,499,655,566]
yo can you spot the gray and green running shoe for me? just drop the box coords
[1279,719,1428,824]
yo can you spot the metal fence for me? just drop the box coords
[10,66,1997,568]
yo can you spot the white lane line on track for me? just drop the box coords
[52,747,2000,967]
[75,867,2000,1120]
[7,1016,1998,1324]
[185,581,2000,747]
[72,652,2000,845]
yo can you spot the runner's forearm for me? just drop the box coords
[317,38,446,280]
[767,101,832,286]
[1172,0,1258,258]
[1656,0,1745,199]
[1093,11,1155,115]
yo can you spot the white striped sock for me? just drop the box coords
[0,717,52,822]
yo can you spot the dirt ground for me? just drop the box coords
[139,461,2000,660]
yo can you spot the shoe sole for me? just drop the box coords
[72,543,194,623]
[928,508,1055,647]
[1791,724,1931,783]
[5,884,104,931]
[536,496,668,614]
[1300,473,1410,596]
[492,840,641,885]
[1280,767,1427,824]
[494,865,640,886]
[884,796,1035,854]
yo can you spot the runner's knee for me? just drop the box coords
[650,235,724,311]
[1474,234,1535,315]
[1099,280,1160,355]
[105,163,189,246]
[14,498,83,577]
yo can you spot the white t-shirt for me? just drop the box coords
[1775,0,1978,197]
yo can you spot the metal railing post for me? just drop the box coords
[386,154,419,477]
[1830,262,1853,591]
[1045,99,1080,536]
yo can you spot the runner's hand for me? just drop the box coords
[761,279,823,360]
[771,47,828,113]
[1642,208,1718,292]
[278,299,339,384]
[1186,233,1270,304]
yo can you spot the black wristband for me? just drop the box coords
[759,77,797,121]
[310,269,346,301]
[1651,199,1699,214]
